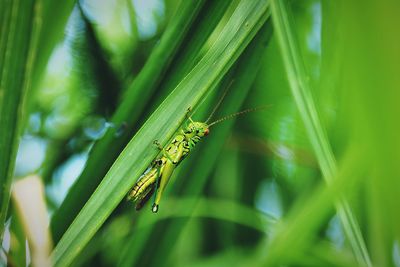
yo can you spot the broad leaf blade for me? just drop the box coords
[52,1,270,266]
[50,0,207,241]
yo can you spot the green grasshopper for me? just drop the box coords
[127,98,264,213]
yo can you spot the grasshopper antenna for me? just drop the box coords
[205,79,235,123]
[208,105,271,128]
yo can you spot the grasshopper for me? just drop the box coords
[127,93,265,213]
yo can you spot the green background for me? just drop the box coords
[1,0,399,266]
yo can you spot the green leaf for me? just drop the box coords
[135,196,276,235]
[118,21,273,267]
[50,0,208,241]
[52,1,270,266]
[261,150,363,266]
[269,0,371,266]
[0,0,74,242]
[8,212,26,267]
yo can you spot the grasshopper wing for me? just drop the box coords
[128,159,166,210]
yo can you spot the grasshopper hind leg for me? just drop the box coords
[151,159,163,213]
[152,203,159,213]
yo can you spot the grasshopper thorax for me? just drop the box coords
[184,121,209,139]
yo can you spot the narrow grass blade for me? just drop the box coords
[52,1,270,266]
[0,0,74,242]
[153,0,232,103]
[137,196,277,236]
[261,149,363,266]
[0,0,37,241]
[270,0,372,266]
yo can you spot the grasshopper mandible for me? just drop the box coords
[127,90,265,213]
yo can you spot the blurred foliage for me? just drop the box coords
[0,0,75,249]
[1,0,400,267]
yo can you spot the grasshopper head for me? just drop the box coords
[187,121,209,137]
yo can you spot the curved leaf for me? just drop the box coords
[52,1,270,266]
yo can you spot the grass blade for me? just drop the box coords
[52,1,270,266]
[262,150,363,266]
[118,21,273,267]
[0,0,74,242]
[270,0,372,266]
[153,0,232,102]
[0,0,38,241]
[50,0,207,241]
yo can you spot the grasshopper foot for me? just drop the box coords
[186,107,195,123]
[186,106,192,116]
[153,140,163,150]
[152,203,159,213]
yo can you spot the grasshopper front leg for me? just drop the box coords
[153,140,178,164]
[186,107,195,124]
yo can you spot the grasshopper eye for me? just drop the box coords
[204,128,209,136]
